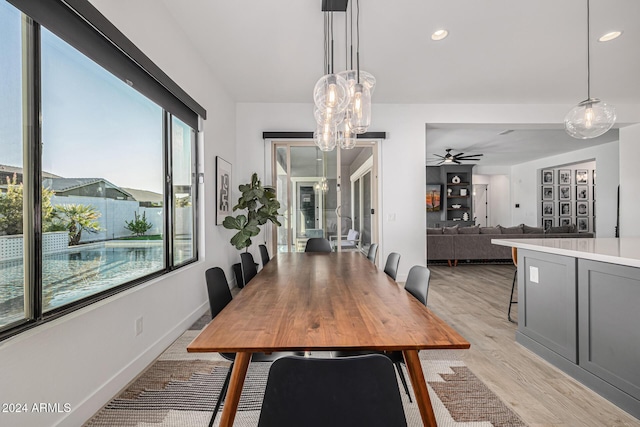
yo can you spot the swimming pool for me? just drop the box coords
[0,243,164,327]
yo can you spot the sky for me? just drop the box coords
[0,1,190,194]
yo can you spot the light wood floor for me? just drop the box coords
[426,264,639,427]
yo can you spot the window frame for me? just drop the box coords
[0,0,202,341]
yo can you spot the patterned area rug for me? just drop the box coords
[85,315,526,427]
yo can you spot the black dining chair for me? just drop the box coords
[240,252,258,285]
[367,243,379,263]
[304,237,332,253]
[384,252,401,280]
[404,265,431,306]
[205,267,302,427]
[257,354,408,427]
[259,244,270,267]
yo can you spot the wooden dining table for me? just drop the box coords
[187,251,470,426]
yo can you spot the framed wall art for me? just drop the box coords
[559,185,571,200]
[559,202,571,216]
[576,185,588,200]
[426,184,442,212]
[559,169,571,185]
[542,201,554,216]
[576,201,589,216]
[216,156,232,225]
[542,186,554,200]
[542,169,554,185]
[575,169,588,184]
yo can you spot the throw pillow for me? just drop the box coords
[458,225,480,234]
[549,226,570,234]
[498,225,524,234]
[479,226,502,234]
[443,225,459,235]
[426,227,443,235]
[347,229,359,241]
[523,224,544,234]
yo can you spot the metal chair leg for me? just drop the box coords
[508,268,518,323]
[394,361,412,403]
[209,361,233,427]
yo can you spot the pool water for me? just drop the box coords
[0,244,164,327]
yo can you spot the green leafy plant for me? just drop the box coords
[124,211,153,237]
[53,204,102,245]
[0,173,57,235]
[223,173,281,251]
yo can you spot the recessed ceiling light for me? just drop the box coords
[599,31,622,42]
[431,29,448,41]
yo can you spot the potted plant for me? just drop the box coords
[223,173,281,287]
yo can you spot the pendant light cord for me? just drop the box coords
[587,0,591,100]
[356,0,360,83]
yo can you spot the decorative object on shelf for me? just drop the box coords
[447,188,453,197]
[460,188,468,196]
[452,204,462,209]
[564,0,616,139]
[451,175,461,184]
[313,0,375,151]
[462,212,470,221]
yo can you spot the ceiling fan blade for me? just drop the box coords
[457,154,483,158]
[433,154,446,159]
[453,159,461,164]
[453,152,464,157]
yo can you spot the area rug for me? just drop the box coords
[85,315,526,427]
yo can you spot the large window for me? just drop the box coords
[0,1,26,329]
[0,0,202,337]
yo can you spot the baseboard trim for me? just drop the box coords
[54,302,209,427]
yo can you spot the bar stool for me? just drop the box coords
[508,247,518,323]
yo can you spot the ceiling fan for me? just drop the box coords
[429,148,483,165]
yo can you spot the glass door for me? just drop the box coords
[273,141,377,254]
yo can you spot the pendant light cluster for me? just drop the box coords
[313,0,375,151]
[564,0,616,139]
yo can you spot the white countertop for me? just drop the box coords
[491,237,640,269]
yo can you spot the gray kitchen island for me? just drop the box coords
[492,237,640,419]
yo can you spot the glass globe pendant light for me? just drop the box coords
[314,121,337,152]
[348,82,371,134]
[339,113,357,150]
[564,0,616,139]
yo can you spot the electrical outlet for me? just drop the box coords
[135,316,143,336]
[529,266,539,284]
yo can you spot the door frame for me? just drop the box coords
[268,140,379,254]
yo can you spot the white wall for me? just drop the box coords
[0,1,238,426]
[510,142,619,237]
[619,123,640,237]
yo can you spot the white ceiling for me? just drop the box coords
[161,0,639,165]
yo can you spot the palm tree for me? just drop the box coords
[53,204,102,246]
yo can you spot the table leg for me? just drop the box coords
[218,352,251,427]
[403,349,437,427]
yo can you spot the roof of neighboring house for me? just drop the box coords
[121,188,163,204]
[0,164,61,179]
[43,178,134,199]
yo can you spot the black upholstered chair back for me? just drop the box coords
[259,244,270,267]
[367,243,379,263]
[384,252,401,281]
[304,237,332,253]
[205,267,233,318]
[257,354,408,427]
[240,252,258,285]
[404,265,431,306]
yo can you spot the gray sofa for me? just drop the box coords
[426,224,594,265]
